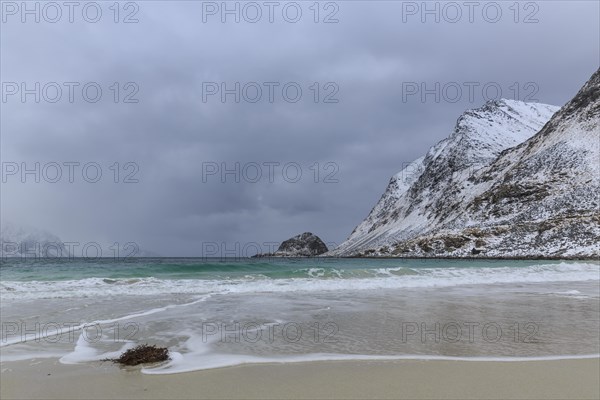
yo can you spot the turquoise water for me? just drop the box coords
[1,258,599,372]
[0,256,582,281]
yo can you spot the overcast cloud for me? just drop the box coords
[1,0,598,256]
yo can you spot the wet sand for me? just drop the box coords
[1,358,599,399]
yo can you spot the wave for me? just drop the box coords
[1,262,598,300]
[0,295,212,347]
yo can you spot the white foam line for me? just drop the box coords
[3,262,599,300]
[0,352,66,363]
[141,353,600,375]
[0,295,211,348]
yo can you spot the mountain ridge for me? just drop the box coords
[329,68,599,258]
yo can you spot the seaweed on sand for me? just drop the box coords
[106,344,169,366]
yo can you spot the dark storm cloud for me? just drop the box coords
[1,1,598,255]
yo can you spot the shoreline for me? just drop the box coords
[2,357,599,399]
[340,256,600,260]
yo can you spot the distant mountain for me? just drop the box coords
[0,222,160,258]
[254,232,329,257]
[329,68,599,258]
[0,222,72,258]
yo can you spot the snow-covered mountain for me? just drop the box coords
[330,68,599,258]
[0,222,159,258]
[0,222,72,258]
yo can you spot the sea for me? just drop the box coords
[1,257,598,373]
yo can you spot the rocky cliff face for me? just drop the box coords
[255,232,329,257]
[329,68,599,258]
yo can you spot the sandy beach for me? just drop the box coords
[1,358,599,400]
[2,260,598,399]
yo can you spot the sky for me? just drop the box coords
[1,0,599,256]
